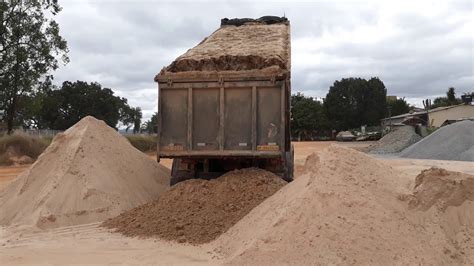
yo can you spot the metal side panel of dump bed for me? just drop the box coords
[157,78,289,159]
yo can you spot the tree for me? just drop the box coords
[430,87,462,109]
[0,0,68,134]
[142,112,158,134]
[36,81,133,130]
[387,97,410,116]
[447,87,456,104]
[323,77,387,130]
[120,105,142,133]
[290,93,328,140]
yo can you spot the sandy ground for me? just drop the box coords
[0,165,29,191]
[1,141,473,265]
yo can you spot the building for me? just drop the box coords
[380,110,428,128]
[427,104,474,127]
[381,103,474,128]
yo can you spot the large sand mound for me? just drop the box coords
[401,120,474,161]
[103,168,286,244]
[369,126,422,154]
[214,145,473,265]
[0,116,170,229]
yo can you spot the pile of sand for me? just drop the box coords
[0,116,170,229]
[400,168,474,260]
[369,126,422,154]
[403,167,474,211]
[102,168,286,244]
[213,145,473,265]
[401,120,474,161]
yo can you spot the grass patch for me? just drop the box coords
[125,135,157,152]
[0,133,52,165]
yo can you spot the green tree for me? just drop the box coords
[324,77,387,130]
[430,87,462,109]
[36,81,132,130]
[0,0,68,134]
[387,97,410,116]
[142,112,158,134]
[447,87,456,104]
[290,93,328,140]
[120,105,143,133]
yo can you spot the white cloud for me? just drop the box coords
[52,0,473,121]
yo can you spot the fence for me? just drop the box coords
[0,129,63,137]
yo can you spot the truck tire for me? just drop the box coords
[284,144,294,182]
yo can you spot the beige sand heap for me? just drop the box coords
[103,168,286,244]
[214,145,474,265]
[0,116,170,229]
[400,167,474,260]
[405,167,474,211]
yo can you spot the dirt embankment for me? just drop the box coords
[0,116,170,229]
[103,168,286,244]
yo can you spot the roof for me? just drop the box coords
[428,103,474,113]
[381,110,427,121]
[381,103,474,122]
[160,17,290,74]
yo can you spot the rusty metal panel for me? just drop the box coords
[158,79,289,159]
[257,87,281,151]
[224,87,252,150]
[192,88,220,150]
[160,88,188,151]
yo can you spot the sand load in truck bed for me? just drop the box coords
[0,116,170,229]
[163,18,290,73]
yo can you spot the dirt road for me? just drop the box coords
[0,165,29,191]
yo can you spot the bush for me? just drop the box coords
[0,133,51,165]
[125,135,157,152]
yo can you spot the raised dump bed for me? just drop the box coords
[155,16,293,185]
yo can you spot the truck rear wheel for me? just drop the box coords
[283,144,294,182]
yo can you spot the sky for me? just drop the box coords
[53,0,473,121]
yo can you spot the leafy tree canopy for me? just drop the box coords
[120,106,142,133]
[430,87,462,109]
[323,77,387,130]
[290,93,328,139]
[387,97,411,116]
[142,112,158,134]
[0,0,68,133]
[36,80,138,130]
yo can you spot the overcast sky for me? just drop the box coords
[53,0,473,121]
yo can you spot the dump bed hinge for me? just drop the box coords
[218,76,224,86]
[270,75,276,84]
[167,78,173,87]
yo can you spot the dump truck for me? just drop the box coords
[155,16,293,185]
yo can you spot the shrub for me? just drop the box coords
[125,135,157,152]
[0,133,51,165]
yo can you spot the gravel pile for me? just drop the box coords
[369,126,422,154]
[102,168,286,244]
[400,120,474,161]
